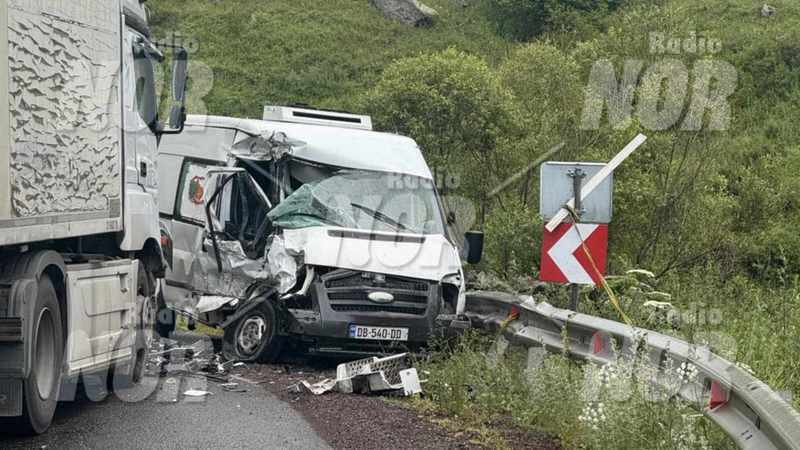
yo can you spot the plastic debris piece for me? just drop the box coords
[298,379,337,395]
[184,389,213,397]
[399,368,423,396]
[296,353,421,397]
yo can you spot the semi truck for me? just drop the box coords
[0,0,187,433]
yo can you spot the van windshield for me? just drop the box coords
[267,169,446,235]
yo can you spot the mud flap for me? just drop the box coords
[0,272,43,417]
[0,378,23,417]
[0,279,38,379]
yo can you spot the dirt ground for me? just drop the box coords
[228,356,561,450]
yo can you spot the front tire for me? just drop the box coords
[19,276,64,435]
[223,301,283,363]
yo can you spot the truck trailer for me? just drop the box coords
[0,0,187,433]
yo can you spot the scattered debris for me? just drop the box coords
[184,389,213,397]
[295,379,338,395]
[399,369,423,396]
[147,336,248,386]
[221,382,249,393]
[291,353,423,397]
[761,4,776,17]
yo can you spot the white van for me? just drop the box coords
[157,106,483,361]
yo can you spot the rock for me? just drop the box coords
[371,0,438,27]
[761,4,776,17]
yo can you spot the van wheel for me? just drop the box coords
[223,302,283,363]
[18,277,64,435]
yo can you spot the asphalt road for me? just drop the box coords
[0,340,330,449]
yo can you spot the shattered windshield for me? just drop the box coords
[267,169,445,235]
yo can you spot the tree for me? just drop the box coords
[363,48,524,219]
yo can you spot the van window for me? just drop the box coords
[176,162,213,224]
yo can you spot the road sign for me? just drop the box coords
[540,162,613,223]
[540,223,608,285]
[545,134,647,232]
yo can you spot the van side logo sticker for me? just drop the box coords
[189,176,205,205]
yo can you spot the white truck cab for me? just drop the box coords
[0,0,188,434]
[158,106,483,360]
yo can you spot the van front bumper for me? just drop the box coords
[284,269,463,353]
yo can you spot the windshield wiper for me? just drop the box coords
[350,203,408,232]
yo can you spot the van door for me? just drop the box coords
[164,167,274,315]
[197,169,275,296]
[162,160,220,312]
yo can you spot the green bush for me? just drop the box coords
[362,48,523,175]
[484,0,630,41]
[483,198,541,278]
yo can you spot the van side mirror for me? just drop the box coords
[162,47,189,134]
[464,231,484,265]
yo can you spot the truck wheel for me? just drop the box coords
[132,265,157,383]
[223,302,283,363]
[113,265,156,389]
[19,276,64,434]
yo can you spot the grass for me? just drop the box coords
[149,0,509,118]
[415,331,736,449]
[176,314,223,337]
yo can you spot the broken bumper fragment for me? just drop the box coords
[294,353,423,397]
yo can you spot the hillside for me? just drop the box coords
[149,0,509,117]
[149,0,800,447]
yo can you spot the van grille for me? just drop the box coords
[322,270,433,316]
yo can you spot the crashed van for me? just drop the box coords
[157,106,484,361]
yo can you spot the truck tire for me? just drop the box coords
[19,276,64,434]
[222,302,283,363]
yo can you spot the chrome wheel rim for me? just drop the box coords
[238,316,267,355]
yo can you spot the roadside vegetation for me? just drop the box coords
[417,330,737,449]
[151,0,800,447]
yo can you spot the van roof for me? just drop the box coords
[182,115,434,180]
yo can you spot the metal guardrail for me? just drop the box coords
[465,291,800,450]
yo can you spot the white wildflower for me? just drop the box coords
[677,362,699,383]
[579,402,608,431]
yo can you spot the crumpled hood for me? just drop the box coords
[282,227,462,282]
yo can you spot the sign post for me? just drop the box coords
[567,168,586,310]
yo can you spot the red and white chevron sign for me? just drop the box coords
[540,223,608,285]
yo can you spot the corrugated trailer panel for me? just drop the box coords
[0,0,123,246]
[0,1,10,220]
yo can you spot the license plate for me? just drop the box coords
[348,325,409,341]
